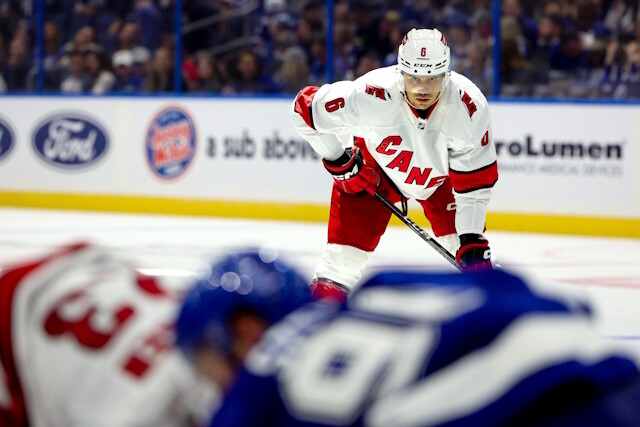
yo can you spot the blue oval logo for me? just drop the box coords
[0,118,15,162]
[146,106,196,180]
[32,113,109,169]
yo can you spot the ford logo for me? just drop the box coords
[32,113,109,169]
[0,117,15,162]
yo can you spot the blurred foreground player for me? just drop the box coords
[291,28,498,301]
[0,243,218,427]
[176,252,640,427]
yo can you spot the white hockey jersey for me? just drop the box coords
[0,243,217,427]
[291,66,498,235]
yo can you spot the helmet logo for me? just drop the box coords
[402,34,408,45]
[421,47,427,57]
[441,34,447,46]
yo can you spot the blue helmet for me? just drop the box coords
[175,249,312,357]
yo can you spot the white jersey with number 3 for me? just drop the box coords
[0,244,214,427]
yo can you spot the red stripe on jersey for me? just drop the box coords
[406,100,439,120]
[293,86,319,130]
[0,243,87,426]
[450,161,498,193]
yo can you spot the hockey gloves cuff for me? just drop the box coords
[456,233,493,272]
[323,147,380,196]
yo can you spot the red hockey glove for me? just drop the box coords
[322,147,380,196]
[456,233,493,272]
[310,278,349,303]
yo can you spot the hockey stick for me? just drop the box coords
[373,191,462,271]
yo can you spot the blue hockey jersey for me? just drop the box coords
[210,269,640,427]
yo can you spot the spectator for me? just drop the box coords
[265,28,299,76]
[604,0,637,37]
[372,10,401,62]
[273,48,309,93]
[350,1,383,60]
[147,46,178,92]
[222,49,277,94]
[133,0,162,52]
[116,21,141,52]
[83,43,116,94]
[333,22,361,80]
[131,45,151,88]
[307,36,327,85]
[382,28,404,67]
[3,36,30,91]
[549,28,587,72]
[43,21,63,71]
[621,38,640,97]
[354,51,381,78]
[528,13,564,90]
[501,35,535,96]
[112,48,141,92]
[59,44,88,94]
[469,8,493,42]
[211,0,245,46]
[572,0,608,38]
[460,39,493,95]
[62,25,97,57]
[501,14,531,59]
[191,51,223,93]
[502,0,538,47]
[444,13,473,72]
[571,38,608,98]
[0,0,27,43]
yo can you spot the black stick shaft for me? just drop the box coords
[374,191,461,271]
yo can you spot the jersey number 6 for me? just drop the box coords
[325,97,345,113]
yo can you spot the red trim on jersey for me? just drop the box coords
[406,100,439,120]
[137,276,168,297]
[0,243,87,426]
[449,161,499,193]
[293,86,319,130]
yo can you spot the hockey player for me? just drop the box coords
[0,243,218,427]
[173,250,640,427]
[291,28,498,301]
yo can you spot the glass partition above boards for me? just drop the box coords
[1,0,638,101]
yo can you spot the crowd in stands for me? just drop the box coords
[1,0,639,99]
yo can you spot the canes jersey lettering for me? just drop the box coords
[210,270,640,427]
[292,67,498,234]
[0,244,213,427]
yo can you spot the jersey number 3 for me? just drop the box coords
[44,290,134,350]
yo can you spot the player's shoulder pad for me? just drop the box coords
[352,66,402,102]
